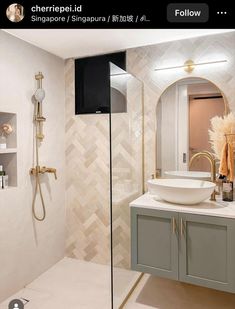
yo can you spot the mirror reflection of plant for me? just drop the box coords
[209,113,235,160]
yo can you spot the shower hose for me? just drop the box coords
[32,121,46,221]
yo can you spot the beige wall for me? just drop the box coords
[0,30,65,301]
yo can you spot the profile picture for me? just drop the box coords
[6,3,25,23]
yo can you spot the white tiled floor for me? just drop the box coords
[3,259,235,309]
[0,257,139,309]
[0,258,111,309]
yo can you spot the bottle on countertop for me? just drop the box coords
[222,177,233,202]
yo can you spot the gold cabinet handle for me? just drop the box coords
[172,217,176,234]
[180,218,184,236]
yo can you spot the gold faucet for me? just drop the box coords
[189,151,217,201]
[30,166,57,180]
[151,169,162,179]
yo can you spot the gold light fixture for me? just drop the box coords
[184,60,195,73]
[154,59,227,73]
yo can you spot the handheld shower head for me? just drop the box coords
[34,88,45,103]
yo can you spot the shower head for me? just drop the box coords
[34,88,45,103]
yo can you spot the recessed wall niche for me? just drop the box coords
[0,112,17,187]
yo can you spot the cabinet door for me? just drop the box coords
[179,213,235,293]
[131,207,178,280]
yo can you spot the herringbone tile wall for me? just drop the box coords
[65,60,143,266]
[111,77,143,269]
[65,31,235,266]
[65,59,110,264]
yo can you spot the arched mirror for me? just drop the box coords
[156,77,228,177]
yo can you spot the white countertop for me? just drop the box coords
[130,193,235,219]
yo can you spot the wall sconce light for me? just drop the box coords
[154,59,227,73]
[184,60,195,73]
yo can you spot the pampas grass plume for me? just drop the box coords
[209,112,235,159]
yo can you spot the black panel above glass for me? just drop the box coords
[75,52,126,114]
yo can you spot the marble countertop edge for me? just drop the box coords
[130,193,235,219]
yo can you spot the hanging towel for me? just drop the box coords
[228,142,234,182]
[219,142,234,182]
[219,143,228,177]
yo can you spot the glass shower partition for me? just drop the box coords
[109,63,144,308]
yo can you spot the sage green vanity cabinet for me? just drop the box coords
[131,207,235,293]
[131,208,178,280]
[179,213,235,292]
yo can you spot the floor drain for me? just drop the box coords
[8,299,24,309]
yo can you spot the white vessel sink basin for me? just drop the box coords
[147,178,216,205]
[165,170,211,180]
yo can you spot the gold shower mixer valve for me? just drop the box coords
[35,116,46,122]
[30,166,57,179]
